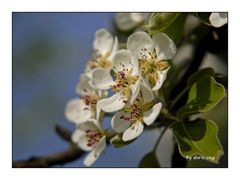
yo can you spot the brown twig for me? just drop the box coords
[55,124,72,142]
[12,124,85,168]
[12,145,83,168]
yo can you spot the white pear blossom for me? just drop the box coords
[72,121,106,167]
[85,28,118,78]
[115,13,150,32]
[93,49,141,119]
[65,74,107,124]
[111,86,162,141]
[65,98,92,125]
[209,13,227,28]
[127,31,176,91]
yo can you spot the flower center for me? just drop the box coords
[120,97,153,124]
[111,66,138,99]
[86,130,103,147]
[139,48,169,86]
[88,51,112,70]
[81,89,99,108]
[121,104,143,124]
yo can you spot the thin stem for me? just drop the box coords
[160,107,180,121]
[170,86,189,109]
[13,145,83,168]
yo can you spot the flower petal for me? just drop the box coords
[115,13,139,31]
[127,31,154,58]
[109,37,119,61]
[209,13,227,28]
[71,129,93,151]
[130,79,140,104]
[76,74,93,96]
[96,92,127,120]
[65,99,91,124]
[92,68,114,90]
[140,79,154,103]
[112,49,138,74]
[93,29,114,55]
[152,67,169,91]
[78,121,100,132]
[83,136,106,167]
[131,13,149,23]
[122,121,144,141]
[93,136,106,157]
[111,111,131,133]
[83,150,96,167]
[153,33,176,60]
[143,102,162,126]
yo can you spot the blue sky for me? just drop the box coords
[12,12,160,167]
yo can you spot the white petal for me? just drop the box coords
[112,49,137,74]
[127,31,154,58]
[93,29,114,55]
[93,136,106,157]
[83,150,96,167]
[131,13,149,23]
[140,79,154,103]
[78,121,100,132]
[83,136,106,167]
[156,129,174,167]
[84,69,94,79]
[130,79,140,104]
[115,13,139,31]
[97,89,108,99]
[152,67,169,91]
[92,68,114,90]
[109,37,119,61]
[111,111,131,133]
[143,102,162,126]
[71,129,84,143]
[122,121,144,141]
[96,92,127,120]
[65,99,91,124]
[76,74,93,96]
[209,13,228,27]
[153,33,176,60]
[71,129,93,151]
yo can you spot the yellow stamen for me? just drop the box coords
[88,51,112,70]
[139,49,169,87]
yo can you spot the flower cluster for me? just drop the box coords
[65,28,176,166]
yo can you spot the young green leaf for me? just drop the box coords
[146,13,180,34]
[146,13,186,44]
[187,68,215,87]
[110,134,134,148]
[139,151,160,168]
[171,118,224,164]
[178,75,225,118]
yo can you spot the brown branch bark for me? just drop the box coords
[13,145,84,168]
[12,125,85,168]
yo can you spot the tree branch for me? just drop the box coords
[13,145,83,168]
[12,125,85,168]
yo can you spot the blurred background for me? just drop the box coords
[12,13,227,167]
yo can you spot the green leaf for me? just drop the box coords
[139,151,160,168]
[178,75,225,118]
[187,68,215,87]
[214,73,228,89]
[171,118,224,164]
[146,13,187,44]
[195,12,212,26]
[110,134,134,148]
[147,13,180,33]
